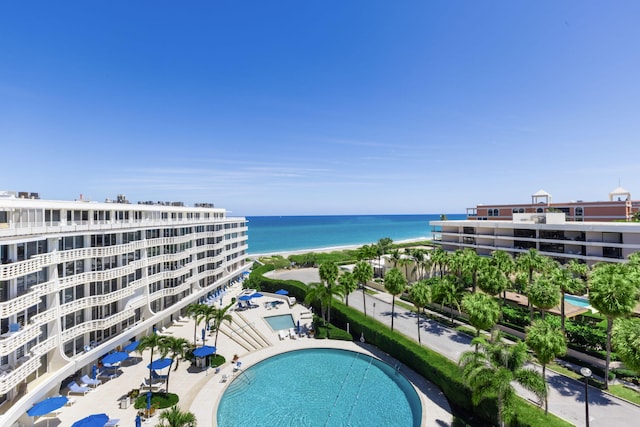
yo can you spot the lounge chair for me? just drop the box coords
[278,330,287,341]
[80,374,102,388]
[151,370,168,382]
[67,381,91,395]
[141,378,164,391]
[105,418,120,427]
[289,328,298,340]
[221,374,228,383]
[233,361,242,372]
[98,370,118,381]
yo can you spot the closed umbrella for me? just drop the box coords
[91,364,98,380]
[275,289,289,295]
[201,328,206,343]
[71,413,109,427]
[146,391,152,411]
[135,414,142,427]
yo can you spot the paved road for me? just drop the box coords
[269,268,640,427]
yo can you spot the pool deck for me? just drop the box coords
[33,281,451,427]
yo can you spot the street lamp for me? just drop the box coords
[580,367,592,427]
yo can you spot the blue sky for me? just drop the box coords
[1,1,639,216]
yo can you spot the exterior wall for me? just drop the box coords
[469,200,639,222]
[431,217,640,267]
[0,197,248,426]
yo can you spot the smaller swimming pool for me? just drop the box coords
[565,294,590,308]
[264,314,295,331]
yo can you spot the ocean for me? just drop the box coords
[245,214,465,254]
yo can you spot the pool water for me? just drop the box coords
[564,294,591,308]
[217,348,421,427]
[264,314,295,331]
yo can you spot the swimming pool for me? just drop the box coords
[216,348,422,427]
[564,294,591,308]
[264,314,295,331]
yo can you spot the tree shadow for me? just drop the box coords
[448,331,472,345]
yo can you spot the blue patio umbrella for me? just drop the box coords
[102,351,129,366]
[71,413,109,427]
[201,328,206,342]
[27,395,68,417]
[251,292,264,298]
[124,340,140,353]
[193,345,217,358]
[238,295,252,301]
[275,289,289,295]
[91,363,98,380]
[147,357,172,370]
[135,414,142,427]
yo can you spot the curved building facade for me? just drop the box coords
[0,193,248,426]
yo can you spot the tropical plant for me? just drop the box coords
[462,248,486,293]
[384,268,407,331]
[304,282,331,324]
[410,248,429,281]
[158,336,191,393]
[461,293,501,339]
[208,302,234,348]
[376,237,393,277]
[528,275,560,319]
[389,249,402,268]
[338,271,358,307]
[318,261,344,324]
[553,261,586,333]
[157,405,197,427]
[138,332,168,394]
[612,317,640,373]
[490,250,515,301]
[516,249,548,321]
[459,331,546,427]
[408,279,432,345]
[432,275,465,323]
[353,261,373,317]
[477,265,509,300]
[525,319,567,415]
[185,303,208,346]
[430,247,448,278]
[589,262,640,389]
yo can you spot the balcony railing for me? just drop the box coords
[0,325,42,357]
[0,355,41,394]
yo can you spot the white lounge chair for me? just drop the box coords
[80,374,102,388]
[67,381,91,395]
[141,378,164,391]
[221,374,229,383]
[278,330,287,341]
[105,418,120,427]
[289,328,298,340]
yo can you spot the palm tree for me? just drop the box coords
[490,250,515,302]
[389,249,402,269]
[157,405,197,427]
[138,332,168,394]
[612,317,640,373]
[528,275,560,319]
[338,271,358,307]
[185,303,208,346]
[525,319,567,415]
[159,336,191,393]
[459,331,546,427]
[304,282,331,324]
[433,275,465,323]
[318,262,343,324]
[430,247,448,278]
[588,262,640,389]
[477,265,509,300]
[516,249,548,321]
[353,261,373,317]
[384,268,407,331]
[376,237,393,277]
[208,302,234,348]
[461,293,501,339]
[408,280,432,345]
[462,248,485,293]
[398,255,413,282]
[410,248,428,281]
[553,261,586,333]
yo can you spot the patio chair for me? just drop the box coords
[289,328,298,340]
[105,418,120,427]
[151,370,168,382]
[80,374,102,388]
[67,381,91,395]
[278,330,287,341]
[221,374,228,383]
[141,378,164,391]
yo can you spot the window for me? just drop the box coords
[518,208,524,213]
[575,207,583,216]
[536,207,544,213]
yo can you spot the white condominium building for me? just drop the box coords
[431,212,640,266]
[0,192,248,425]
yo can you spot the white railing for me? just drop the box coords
[31,308,56,326]
[31,337,57,356]
[0,325,42,357]
[0,356,41,394]
[60,310,137,343]
[0,291,41,318]
[59,287,135,316]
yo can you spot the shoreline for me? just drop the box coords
[248,237,432,258]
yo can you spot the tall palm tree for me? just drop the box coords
[528,275,560,319]
[462,248,486,293]
[208,302,234,348]
[389,249,402,269]
[157,405,197,427]
[338,271,358,307]
[433,275,465,323]
[459,331,546,427]
[376,237,393,277]
[318,262,343,324]
[410,248,428,281]
[588,262,640,389]
[159,336,191,393]
[138,332,168,394]
[430,247,448,278]
[612,317,640,373]
[516,249,548,321]
[384,268,406,331]
[552,261,586,333]
[490,250,515,302]
[304,282,331,324]
[461,293,501,339]
[525,319,567,415]
[398,255,413,282]
[477,265,509,300]
[185,303,208,346]
[408,279,432,345]
[353,261,373,317]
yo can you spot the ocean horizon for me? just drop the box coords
[246,213,465,255]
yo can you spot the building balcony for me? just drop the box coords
[59,287,135,316]
[0,324,42,357]
[0,354,42,395]
[60,309,137,343]
[0,289,42,318]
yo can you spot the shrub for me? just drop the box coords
[133,392,179,409]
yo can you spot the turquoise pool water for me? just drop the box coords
[564,294,591,308]
[217,348,422,427]
[264,314,295,331]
